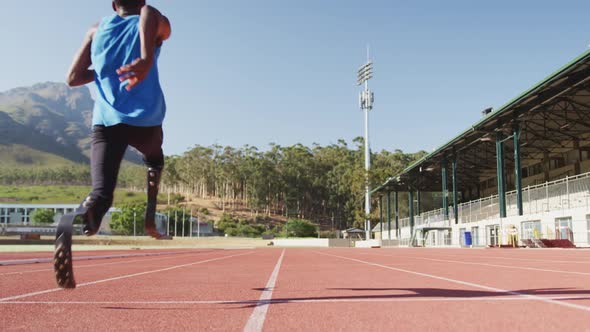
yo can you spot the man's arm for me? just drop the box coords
[152,6,171,46]
[117,5,171,91]
[66,24,98,87]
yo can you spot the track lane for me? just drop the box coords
[263,248,590,331]
[0,249,242,299]
[0,249,283,331]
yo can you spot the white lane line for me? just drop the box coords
[419,257,590,276]
[0,251,253,302]
[243,249,285,332]
[357,252,590,277]
[416,252,590,265]
[318,252,590,313]
[0,252,200,277]
[3,295,590,305]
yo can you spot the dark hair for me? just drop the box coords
[113,0,143,9]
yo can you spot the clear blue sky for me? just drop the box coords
[2,0,590,156]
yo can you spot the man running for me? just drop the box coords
[55,0,171,288]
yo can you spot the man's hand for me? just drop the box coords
[116,58,152,91]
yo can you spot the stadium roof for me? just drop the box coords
[373,48,590,194]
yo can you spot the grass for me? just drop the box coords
[0,185,163,205]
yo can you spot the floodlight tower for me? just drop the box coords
[357,52,374,240]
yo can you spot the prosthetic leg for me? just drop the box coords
[54,213,76,289]
[144,167,172,239]
[54,195,110,289]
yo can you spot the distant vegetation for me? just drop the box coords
[30,208,55,224]
[159,139,426,230]
[0,163,145,188]
[0,185,162,206]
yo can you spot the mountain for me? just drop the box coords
[0,82,142,166]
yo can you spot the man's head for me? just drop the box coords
[112,0,146,14]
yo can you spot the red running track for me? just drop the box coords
[1,248,589,331]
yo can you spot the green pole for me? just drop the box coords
[408,190,414,235]
[496,132,507,218]
[379,195,383,239]
[416,190,421,216]
[394,191,399,238]
[452,156,459,224]
[386,191,391,240]
[513,125,523,216]
[442,157,449,220]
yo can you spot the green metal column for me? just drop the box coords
[416,190,421,216]
[394,191,399,238]
[496,132,507,218]
[379,195,383,239]
[442,157,449,219]
[386,191,391,240]
[409,190,414,234]
[452,156,459,224]
[513,125,523,216]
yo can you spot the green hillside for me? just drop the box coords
[0,82,142,167]
[0,144,77,167]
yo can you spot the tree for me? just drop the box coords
[31,209,55,224]
[110,203,145,235]
[283,219,317,238]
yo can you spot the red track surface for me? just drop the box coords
[1,247,589,331]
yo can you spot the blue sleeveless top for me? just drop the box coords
[91,14,166,127]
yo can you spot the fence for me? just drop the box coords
[457,172,590,224]
[390,172,590,245]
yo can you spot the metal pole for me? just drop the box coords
[566,175,570,209]
[386,191,391,241]
[442,157,449,220]
[513,125,523,215]
[409,191,414,237]
[379,195,383,240]
[174,210,177,236]
[133,210,136,238]
[452,156,458,224]
[197,213,200,239]
[416,191,421,216]
[357,53,374,241]
[496,132,506,218]
[394,191,399,239]
[166,189,170,236]
[190,209,193,238]
[182,207,185,237]
[364,105,371,240]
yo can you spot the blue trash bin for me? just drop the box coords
[464,231,472,246]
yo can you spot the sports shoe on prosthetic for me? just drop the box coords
[78,195,111,236]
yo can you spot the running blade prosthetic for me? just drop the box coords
[54,213,77,289]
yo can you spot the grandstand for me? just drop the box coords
[372,49,590,248]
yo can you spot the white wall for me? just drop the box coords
[272,239,329,247]
[395,205,590,247]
